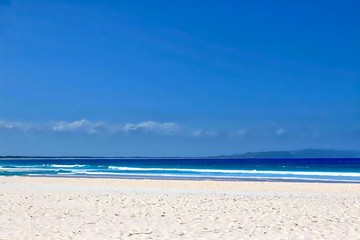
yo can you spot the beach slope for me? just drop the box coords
[1,177,359,239]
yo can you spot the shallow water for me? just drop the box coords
[1,157,360,183]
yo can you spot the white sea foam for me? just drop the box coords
[50,164,86,168]
[107,166,360,177]
[0,167,51,172]
[1,165,46,168]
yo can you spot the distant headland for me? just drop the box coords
[215,149,360,158]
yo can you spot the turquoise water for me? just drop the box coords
[1,157,360,183]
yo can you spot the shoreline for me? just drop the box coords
[22,174,360,184]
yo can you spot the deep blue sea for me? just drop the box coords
[1,158,360,183]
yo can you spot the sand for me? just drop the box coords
[1,177,360,239]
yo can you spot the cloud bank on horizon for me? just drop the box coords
[1,118,358,156]
[0,119,286,138]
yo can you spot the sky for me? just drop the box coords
[0,0,359,156]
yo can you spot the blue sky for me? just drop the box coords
[0,0,359,156]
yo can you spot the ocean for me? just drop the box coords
[1,157,360,183]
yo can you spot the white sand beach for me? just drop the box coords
[1,177,360,239]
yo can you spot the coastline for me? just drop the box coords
[24,173,360,184]
[1,176,360,239]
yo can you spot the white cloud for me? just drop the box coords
[275,128,286,136]
[0,120,35,132]
[123,121,182,135]
[0,119,107,134]
[230,129,248,137]
[1,119,182,135]
[0,121,15,130]
[191,129,218,137]
[52,119,106,134]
